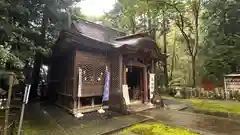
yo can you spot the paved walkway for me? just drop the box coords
[22,103,240,135]
[137,109,240,135]
[23,103,150,135]
[23,104,68,135]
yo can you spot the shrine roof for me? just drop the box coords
[71,19,157,48]
[72,19,126,44]
[57,19,165,59]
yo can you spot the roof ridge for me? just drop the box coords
[74,18,126,35]
[114,32,151,41]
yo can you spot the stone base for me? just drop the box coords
[97,107,105,114]
[74,112,84,118]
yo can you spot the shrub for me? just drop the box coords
[232,91,240,101]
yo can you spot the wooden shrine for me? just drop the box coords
[47,19,166,115]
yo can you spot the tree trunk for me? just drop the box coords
[130,16,136,34]
[30,7,48,100]
[146,0,152,32]
[162,9,168,87]
[30,55,42,100]
[192,56,196,87]
[192,0,200,87]
[170,30,176,81]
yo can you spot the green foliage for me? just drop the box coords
[121,123,199,135]
[0,43,24,69]
[0,0,81,70]
[201,0,240,84]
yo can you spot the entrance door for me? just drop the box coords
[126,66,143,102]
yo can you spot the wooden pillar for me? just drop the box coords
[77,98,81,109]
[91,97,94,107]
[143,66,148,103]
[140,69,144,103]
[151,60,155,73]
[123,64,127,84]
[154,61,157,91]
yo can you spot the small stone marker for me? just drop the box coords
[74,112,84,118]
[97,107,105,114]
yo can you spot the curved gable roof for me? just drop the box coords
[72,19,126,44]
[57,19,165,59]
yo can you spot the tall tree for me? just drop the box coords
[166,0,201,87]
[0,0,81,99]
[201,0,240,85]
[30,0,81,98]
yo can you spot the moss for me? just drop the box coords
[186,99,240,114]
[162,96,240,114]
[121,123,199,135]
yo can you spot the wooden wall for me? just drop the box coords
[48,48,75,111]
[74,50,108,97]
[72,49,109,111]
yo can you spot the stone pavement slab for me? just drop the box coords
[163,99,188,110]
[22,103,151,135]
[23,104,68,135]
[42,105,150,135]
[137,109,240,135]
[67,114,150,135]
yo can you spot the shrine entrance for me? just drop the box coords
[126,66,143,103]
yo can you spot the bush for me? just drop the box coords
[208,91,215,99]
[232,91,240,101]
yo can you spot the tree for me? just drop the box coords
[0,0,81,99]
[163,0,201,87]
[30,0,81,98]
[201,0,240,85]
[103,0,171,87]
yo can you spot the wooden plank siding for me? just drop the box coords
[74,50,108,97]
[48,48,76,111]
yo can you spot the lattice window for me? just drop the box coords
[95,66,106,83]
[82,64,94,83]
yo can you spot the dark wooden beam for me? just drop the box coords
[123,64,127,85]
[143,66,148,103]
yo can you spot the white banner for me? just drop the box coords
[122,84,130,105]
[149,73,155,99]
[78,67,82,97]
[102,66,110,101]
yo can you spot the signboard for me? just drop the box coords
[78,67,82,97]
[224,77,240,90]
[149,73,155,99]
[122,84,130,105]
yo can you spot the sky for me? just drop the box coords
[75,0,116,17]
